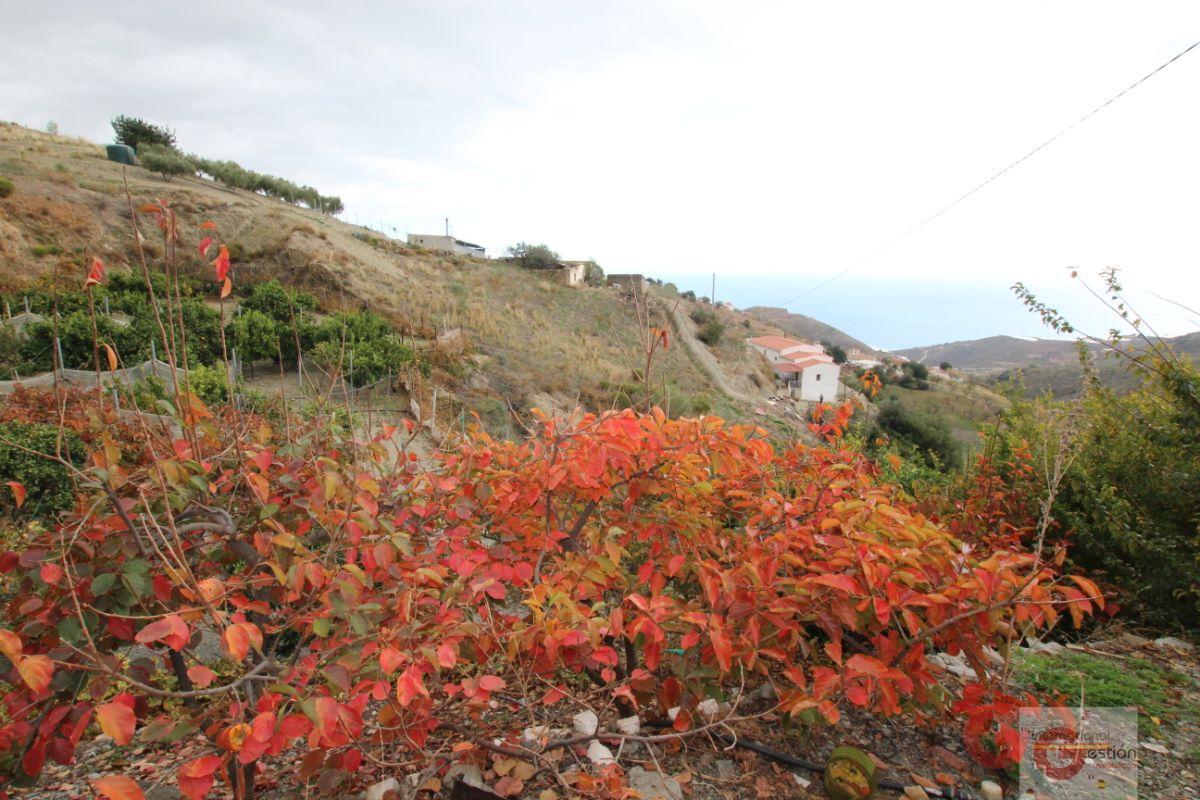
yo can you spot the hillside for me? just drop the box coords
[746,306,878,353]
[0,123,812,438]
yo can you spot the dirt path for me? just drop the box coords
[662,300,755,403]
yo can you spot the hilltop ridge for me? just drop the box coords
[0,123,847,437]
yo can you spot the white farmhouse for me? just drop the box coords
[747,335,825,362]
[748,335,842,402]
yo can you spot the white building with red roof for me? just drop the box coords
[747,335,842,402]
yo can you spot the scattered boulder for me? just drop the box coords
[929,652,975,679]
[444,763,487,789]
[587,740,616,765]
[627,766,682,800]
[365,777,400,800]
[1154,636,1194,652]
[573,709,599,736]
[616,715,640,735]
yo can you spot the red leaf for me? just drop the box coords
[6,481,26,509]
[84,257,106,289]
[96,701,136,745]
[810,574,861,595]
[198,236,213,258]
[212,245,231,282]
[396,665,428,707]
[39,563,63,585]
[92,775,145,800]
[178,755,223,800]
[187,665,216,688]
[709,625,733,672]
[436,643,456,669]
[135,614,190,651]
[379,647,403,674]
[478,675,506,692]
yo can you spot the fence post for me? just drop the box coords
[54,337,65,376]
[150,339,157,362]
[431,388,438,430]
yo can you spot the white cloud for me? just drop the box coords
[3,1,1199,345]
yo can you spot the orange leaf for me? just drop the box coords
[222,624,249,661]
[0,629,21,658]
[200,220,218,230]
[198,236,214,258]
[103,343,118,372]
[6,481,26,509]
[91,775,145,800]
[17,654,53,692]
[220,276,232,299]
[97,701,136,745]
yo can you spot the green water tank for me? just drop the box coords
[106,144,136,165]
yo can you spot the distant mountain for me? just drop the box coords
[745,307,876,353]
[895,336,1080,372]
[899,332,1200,372]
[899,331,1200,397]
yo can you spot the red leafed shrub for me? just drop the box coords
[0,397,1102,797]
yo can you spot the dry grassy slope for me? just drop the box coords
[0,124,802,435]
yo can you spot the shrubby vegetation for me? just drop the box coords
[689,307,724,346]
[866,400,961,472]
[0,421,84,515]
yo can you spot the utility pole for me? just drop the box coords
[444,217,449,237]
[711,273,716,304]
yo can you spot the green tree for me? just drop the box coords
[821,340,848,364]
[228,309,279,366]
[137,144,195,181]
[583,260,605,287]
[504,242,559,269]
[111,115,176,151]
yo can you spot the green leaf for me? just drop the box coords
[91,572,117,596]
[312,617,331,638]
[57,616,83,644]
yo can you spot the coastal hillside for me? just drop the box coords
[0,123,839,436]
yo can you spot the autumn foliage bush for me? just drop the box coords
[0,391,1104,797]
[0,203,1103,799]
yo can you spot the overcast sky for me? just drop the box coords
[4,2,1200,348]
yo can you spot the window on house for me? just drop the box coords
[815,373,821,381]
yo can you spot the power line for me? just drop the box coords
[780,38,1200,307]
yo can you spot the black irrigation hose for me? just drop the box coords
[707,731,982,800]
